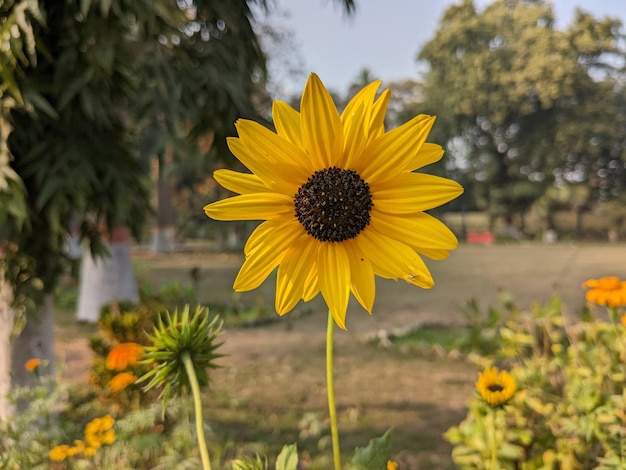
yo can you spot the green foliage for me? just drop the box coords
[447,293,626,469]
[139,305,224,409]
[275,444,298,470]
[349,428,393,470]
[419,0,626,220]
[0,377,67,469]
[232,453,270,470]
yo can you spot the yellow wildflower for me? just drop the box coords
[477,366,516,407]
[49,445,70,461]
[204,73,463,329]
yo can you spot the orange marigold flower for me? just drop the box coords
[387,461,399,470]
[109,371,137,392]
[25,358,41,372]
[583,276,626,308]
[106,342,144,371]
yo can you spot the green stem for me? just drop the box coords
[182,351,212,470]
[489,408,498,470]
[327,311,341,470]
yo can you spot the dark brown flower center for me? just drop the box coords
[487,384,504,392]
[294,166,373,242]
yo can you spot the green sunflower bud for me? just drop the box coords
[138,305,223,410]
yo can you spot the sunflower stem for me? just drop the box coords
[488,407,498,470]
[181,351,212,470]
[326,311,341,470]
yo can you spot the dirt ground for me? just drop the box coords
[55,243,626,468]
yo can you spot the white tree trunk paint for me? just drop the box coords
[76,228,139,323]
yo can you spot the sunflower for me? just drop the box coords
[583,276,626,308]
[204,73,463,329]
[476,366,516,407]
[106,342,144,371]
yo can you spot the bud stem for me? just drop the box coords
[182,350,212,470]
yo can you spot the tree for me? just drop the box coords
[0,0,266,417]
[1,0,359,418]
[418,0,626,231]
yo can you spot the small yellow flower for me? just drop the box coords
[109,371,137,392]
[204,73,463,329]
[583,276,626,308]
[24,358,41,372]
[106,342,144,371]
[49,445,70,461]
[82,445,98,457]
[387,461,399,470]
[476,366,516,407]
[66,440,85,457]
[85,415,116,448]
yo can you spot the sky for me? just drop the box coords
[274,0,626,94]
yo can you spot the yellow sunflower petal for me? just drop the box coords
[234,223,302,292]
[227,136,294,193]
[342,80,381,122]
[243,217,302,255]
[368,88,391,141]
[236,119,312,183]
[317,243,350,329]
[342,80,381,167]
[415,247,451,260]
[342,99,368,169]
[213,169,266,194]
[345,240,375,313]
[357,229,434,288]
[303,272,319,302]
[204,193,293,221]
[275,240,317,315]
[357,114,435,181]
[402,143,445,172]
[372,173,464,213]
[273,100,302,146]
[370,209,458,250]
[301,73,344,168]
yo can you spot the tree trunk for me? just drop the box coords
[11,294,55,390]
[0,262,15,420]
[0,264,57,419]
[151,150,176,253]
[76,227,139,323]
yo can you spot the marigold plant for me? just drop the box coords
[24,358,41,372]
[582,276,626,308]
[109,371,137,393]
[106,342,144,371]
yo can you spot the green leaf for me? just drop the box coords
[349,428,392,470]
[275,444,298,470]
